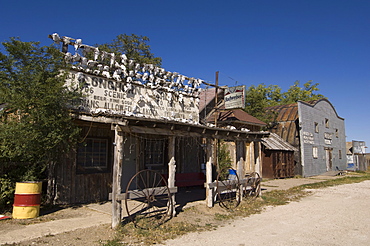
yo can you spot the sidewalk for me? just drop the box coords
[0,172,345,245]
[261,171,343,192]
[1,204,112,245]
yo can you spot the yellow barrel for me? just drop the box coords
[12,181,42,219]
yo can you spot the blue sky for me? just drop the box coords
[1,0,369,152]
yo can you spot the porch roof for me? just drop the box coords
[75,113,269,141]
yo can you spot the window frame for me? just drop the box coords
[314,122,319,133]
[313,146,318,159]
[325,118,329,128]
[140,137,168,172]
[76,137,111,174]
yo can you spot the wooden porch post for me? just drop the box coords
[236,140,246,201]
[236,140,246,177]
[168,135,176,216]
[206,138,215,207]
[112,125,124,228]
[254,141,262,196]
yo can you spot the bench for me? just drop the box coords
[162,172,206,187]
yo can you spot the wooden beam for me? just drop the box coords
[109,187,178,201]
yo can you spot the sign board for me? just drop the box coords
[224,85,245,109]
[352,141,366,154]
[66,71,200,123]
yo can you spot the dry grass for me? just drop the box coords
[103,171,370,246]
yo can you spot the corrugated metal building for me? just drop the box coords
[266,99,346,177]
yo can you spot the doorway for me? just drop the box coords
[325,148,333,171]
[121,135,138,191]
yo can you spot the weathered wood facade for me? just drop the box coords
[261,133,297,179]
[262,150,295,179]
[51,121,114,204]
[47,34,270,228]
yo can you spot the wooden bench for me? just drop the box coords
[162,172,206,187]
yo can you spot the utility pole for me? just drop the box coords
[214,71,219,127]
[214,71,219,174]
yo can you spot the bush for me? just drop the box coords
[0,162,46,212]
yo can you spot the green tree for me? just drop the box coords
[244,84,282,122]
[217,141,232,179]
[281,80,325,104]
[244,80,326,124]
[97,34,162,66]
[0,38,81,209]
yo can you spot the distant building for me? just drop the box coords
[346,141,367,171]
[266,99,347,177]
[199,88,268,175]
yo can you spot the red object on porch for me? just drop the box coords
[162,172,205,187]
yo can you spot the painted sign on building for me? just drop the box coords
[224,85,245,109]
[66,71,200,123]
[324,132,333,145]
[352,141,366,154]
[50,33,203,124]
[303,131,315,144]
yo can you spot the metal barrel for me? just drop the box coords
[12,181,42,219]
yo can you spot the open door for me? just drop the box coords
[325,148,333,171]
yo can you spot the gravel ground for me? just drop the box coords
[2,174,368,246]
[159,180,370,246]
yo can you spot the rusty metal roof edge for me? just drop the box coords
[261,132,298,151]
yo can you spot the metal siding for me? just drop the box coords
[267,99,346,177]
[299,100,346,177]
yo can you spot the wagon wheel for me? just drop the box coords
[244,172,261,198]
[124,169,173,229]
[216,169,241,210]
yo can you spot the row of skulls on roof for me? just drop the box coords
[49,33,203,98]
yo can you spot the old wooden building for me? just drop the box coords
[47,34,269,226]
[199,88,268,175]
[266,99,346,177]
[261,133,297,179]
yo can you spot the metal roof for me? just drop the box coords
[208,109,266,127]
[265,99,342,148]
[261,133,298,151]
[265,103,299,146]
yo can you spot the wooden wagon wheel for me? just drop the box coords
[124,169,173,229]
[244,172,261,198]
[216,168,241,210]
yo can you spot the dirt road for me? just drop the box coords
[160,180,370,246]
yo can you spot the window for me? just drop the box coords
[314,122,319,133]
[77,138,109,173]
[325,118,329,128]
[140,138,168,172]
[335,129,339,138]
[339,149,342,159]
[313,146,318,159]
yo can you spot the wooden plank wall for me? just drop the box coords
[52,122,114,204]
[262,150,295,179]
